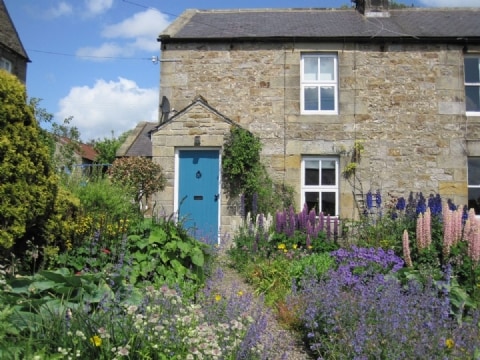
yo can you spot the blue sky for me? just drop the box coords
[5,0,480,141]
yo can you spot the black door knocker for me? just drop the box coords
[196,170,202,178]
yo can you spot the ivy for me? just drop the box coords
[222,126,261,197]
[222,126,294,216]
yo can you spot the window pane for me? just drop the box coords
[304,57,318,81]
[320,87,335,111]
[468,158,480,185]
[466,86,480,112]
[305,192,319,213]
[304,87,319,110]
[468,188,480,215]
[322,192,336,215]
[321,161,336,185]
[320,57,334,81]
[465,58,480,83]
[305,160,319,185]
[0,58,11,73]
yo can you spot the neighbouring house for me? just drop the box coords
[55,137,98,174]
[146,0,480,244]
[116,122,157,214]
[116,122,157,158]
[0,0,29,82]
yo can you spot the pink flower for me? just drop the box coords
[416,213,425,250]
[402,230,413,268]
[443,206,453,257]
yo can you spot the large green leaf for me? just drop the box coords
[133,252,149,262]
[82,282,113,304]
[28,280,58,292]
[177,241,192,256]
[148,227,166,244]
[190,247,205,267]
[38,270,66,284]
[64,275,83,288]
[170,259,187,276]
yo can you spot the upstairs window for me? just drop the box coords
[0,57,12,73]
[301,54,338,115]
[465,56,480,114]
[301,157,339,216]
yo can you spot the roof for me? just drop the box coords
[160,8,480,43]
[116,122,156,157]
[0,0,29,60]
[58,137,98,161]
[78,143,98,161]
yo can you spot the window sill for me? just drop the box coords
[301,111,339,116]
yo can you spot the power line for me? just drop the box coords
[27,48,153,61]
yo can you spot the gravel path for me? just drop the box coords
[208,255,312,360]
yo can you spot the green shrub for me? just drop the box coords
[0,70,57,250]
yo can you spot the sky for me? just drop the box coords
[5,0,480,142]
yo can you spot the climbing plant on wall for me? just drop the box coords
[222,126,293,217]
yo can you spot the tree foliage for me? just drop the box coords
[109,157,166,207]
[92,131,130,165]
[0,70,57,249]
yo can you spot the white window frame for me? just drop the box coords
[0,57,12,73]
[465,55,480,116]
[468,157,480,216]
[300,53,338,115]
[301,156,339,216]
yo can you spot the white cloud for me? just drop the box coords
[45,2,73,18]
[78,9,170,58]
[419,0,480,6]
[84,0,113,16]
[57,78,158,141]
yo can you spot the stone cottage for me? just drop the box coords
[148,0,480,244]
[0,0,29,82]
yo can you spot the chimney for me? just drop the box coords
[354,0,390,18]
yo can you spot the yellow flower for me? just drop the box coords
[278,243,286,250]
[237,291,243,296]
[215,294,222,302]
[293,244,298,250]
[90,335,102,347]
[445,338,454,349]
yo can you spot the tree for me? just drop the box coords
[390,1,411,8]
[109,157,166,211]
[0,70,57,249]
[92,130,131,165]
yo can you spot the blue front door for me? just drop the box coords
[178,150,220,244]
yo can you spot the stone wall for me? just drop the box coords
[158,40,476,225]
[151,99,244,239]
[0,47,27,83]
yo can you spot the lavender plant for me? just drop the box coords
[272,204,338,252]
[293,247,480,359]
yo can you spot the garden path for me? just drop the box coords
[210,254,312,360]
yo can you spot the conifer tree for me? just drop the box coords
[0,70,57,249]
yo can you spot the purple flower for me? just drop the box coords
[366,191,373,209]
[375,190,382,207]
[396,197,406,211]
